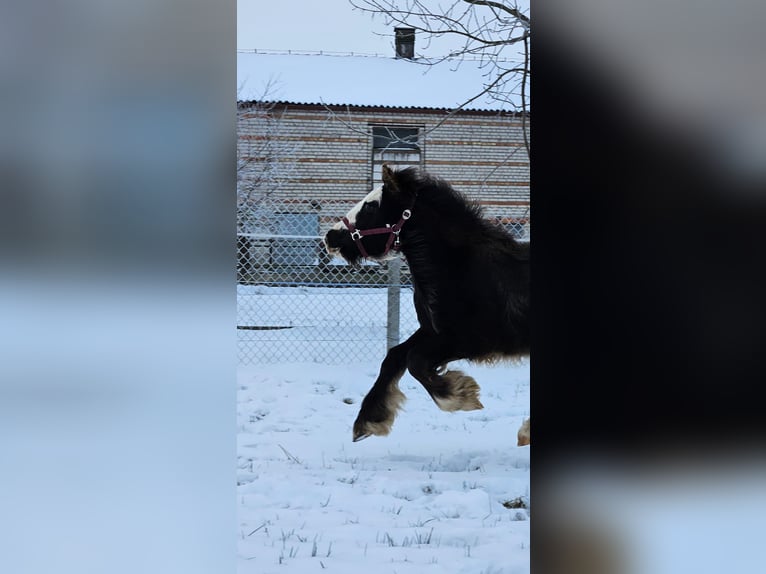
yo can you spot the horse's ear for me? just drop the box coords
[382,163,415,203]
[381,163,399,192]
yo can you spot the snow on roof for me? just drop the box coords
[237,51,518,111]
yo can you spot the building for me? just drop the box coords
[237,33,529,283]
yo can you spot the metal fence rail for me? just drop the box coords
[237,199,528,364]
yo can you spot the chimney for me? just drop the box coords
[394,27,415,60]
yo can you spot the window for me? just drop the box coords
[271,212,319,266]
[372,126,419,150]
[371,125,422,186]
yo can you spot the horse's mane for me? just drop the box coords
[397,167,528,260]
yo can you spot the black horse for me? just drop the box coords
[325,165,529,441]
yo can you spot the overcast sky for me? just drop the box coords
[237,0,530,57]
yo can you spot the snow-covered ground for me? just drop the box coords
[237,358,530,574]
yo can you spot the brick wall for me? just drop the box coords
[238,102,530,234]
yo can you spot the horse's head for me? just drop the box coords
[324,165,415,264]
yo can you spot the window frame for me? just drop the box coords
[369,124,424,188]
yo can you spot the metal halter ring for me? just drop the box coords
[350,230,362,240]
[402,209,412,219]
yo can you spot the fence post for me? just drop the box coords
[386,257,402,350]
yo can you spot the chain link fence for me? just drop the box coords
[237,199,528,364]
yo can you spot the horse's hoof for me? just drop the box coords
[352,432,371,442]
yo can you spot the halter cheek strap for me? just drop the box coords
[341,209,412,259]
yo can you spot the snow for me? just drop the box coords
[237,51,519,110]
[238,279,530,572]
[237,357,530,572]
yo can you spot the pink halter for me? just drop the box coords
[341,209,412,259]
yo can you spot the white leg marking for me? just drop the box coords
[352,373,408,441]
[354,385,406,439]
[433,370,484,412]
[517,417,531,446]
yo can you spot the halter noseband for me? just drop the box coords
[341,209,412,259]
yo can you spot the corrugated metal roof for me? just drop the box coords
[237,51,521,112]
[237,100,524,116]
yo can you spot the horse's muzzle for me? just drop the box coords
[323,228,345,255]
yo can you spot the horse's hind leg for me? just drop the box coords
[407,338,484,412]
[352,329,424,442]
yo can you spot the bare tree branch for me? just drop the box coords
[462,0,530,25]
[320,61,520,157]
[237,81,301,233]
[520,33,530,157]
[348,0,530,160]
[421,66,520,135]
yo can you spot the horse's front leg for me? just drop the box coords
[352,329,424,442]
